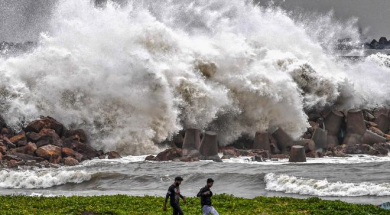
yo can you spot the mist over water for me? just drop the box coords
[1,0,390,155]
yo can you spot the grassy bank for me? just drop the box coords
[0,194,387,215]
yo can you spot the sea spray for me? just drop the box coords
[0,0,390,154]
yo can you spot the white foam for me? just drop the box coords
[80,155,148,167]
[222,154,390,165]
[0,169,91,189]
[0,0,389,155]
[265,173,390,197]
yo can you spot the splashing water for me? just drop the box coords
[0,0,390,154]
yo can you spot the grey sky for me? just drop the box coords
[258,0,390,39]
[1,0,390,42]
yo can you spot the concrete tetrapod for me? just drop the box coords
[362,130,386,146]
[253,132,270,150]
[346,109,366,136]
[182,129,201,157]
[374,114,389,134]
[324,110,344,136]
[199,131,222,162]
[311,128,328,149]
[342,133,363,145]
[271,128,293,153]
[289,145,306,162]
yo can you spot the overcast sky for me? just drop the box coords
[1,0,390,42]
[258,0,390,39]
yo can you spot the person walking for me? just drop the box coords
[197,178,219,215]
[163,176,186,215]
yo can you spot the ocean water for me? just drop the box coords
[1,155,390,205]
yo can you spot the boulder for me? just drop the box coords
[64,129,88,143]
[145,155,156,161]
[62,147,75,157]
[3,152,44,162]
[36,129,62,147]
[26,132,42,142]
[9,131,26,146]
[63,157,79,166]
[72,142,99,160]
[372,143,390,155]
[25,116,64,136]
[36,144,62,160]
[107,151,121,159]
[156,148,182,161]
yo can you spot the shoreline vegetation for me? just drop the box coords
[0,194,387,215]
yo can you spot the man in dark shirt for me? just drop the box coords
[163,176,186,215]
[197,178,219,215]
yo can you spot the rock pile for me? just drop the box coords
[0,116,120,168]
[148,108,390,163]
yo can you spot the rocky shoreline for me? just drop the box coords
[147,109,390,163]
[0,116,121,169]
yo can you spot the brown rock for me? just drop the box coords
[0,144,7,154]
[145,155,156,161]
[3,152,44,162]
[26,132,43,142]
[62,147,75,157]
[23,142,37,155]
[63,157,79,166]
[36,129,62,147]
[107,151,121,159]
[222,149,238,157]
[25,116,64,136]
[156,148,182,161]
[9,131,26,145]
[36,144,62,160]
[73,142,99,160]
[8,159,18,168]
[372,143,390,155]
[64,129,88,143]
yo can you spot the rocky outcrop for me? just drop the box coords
[0,116,120,168]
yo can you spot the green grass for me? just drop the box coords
[0,194,388,215]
